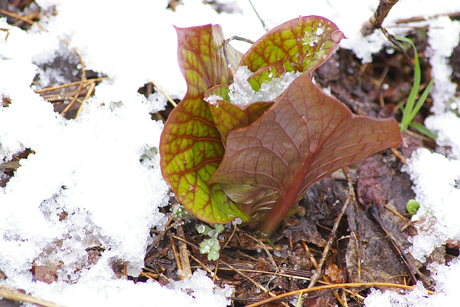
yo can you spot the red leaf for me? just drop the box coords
[209,73,402,236]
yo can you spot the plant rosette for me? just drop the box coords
[160,16,402,237]
[196,224,225,261]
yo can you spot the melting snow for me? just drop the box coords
[204,94,223,107]
[229,66,300,105]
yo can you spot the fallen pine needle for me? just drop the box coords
[151,80,177,108]
[245,282,434,307]
[0,286,64,307]
[75,80,96,118]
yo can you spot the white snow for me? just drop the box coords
[204,94,224,106]
[401,16,460,263]
[1,0,460,306]
[228,66,300,105]
[403,148,460,262]
[364,258,460,307]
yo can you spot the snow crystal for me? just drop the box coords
[400,15,460,264]
[204,94,223,106]
[426,17,460,114]
[426,112,460,159]
[365,258,460,306]
[168,270,234,306]
[229,66,300,105]
[403,149,460,262]
[364,282,429,307]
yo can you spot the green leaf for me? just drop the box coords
[196,224,212,235]
[209,73,402,236]
[160,24,249,224]
[204,84,231,101]
[205,97,272,144]
[396,36,433,132]
[247,59,286,92]
[240,16,345,74]
[409,122,437,140]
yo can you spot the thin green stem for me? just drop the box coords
[395,36,434,135]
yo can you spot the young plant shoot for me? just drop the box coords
[395,36,435,138]
[196,224,225,260]
[160,16,402,237]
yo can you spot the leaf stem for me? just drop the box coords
[223,36,254,76]
[256,162,311,237]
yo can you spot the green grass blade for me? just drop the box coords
[395,36,424,132]
[409,122,437,140]
[410,78,434,120]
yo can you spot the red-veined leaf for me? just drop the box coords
[240,15,345,74]
[208,73,402,235]
[204,84,272,144]
[247,60,286,92]
[160,24,249,224]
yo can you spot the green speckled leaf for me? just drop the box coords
[204,85,272,145]
[247,60,286,92]
[240,15,345,74]
[160,24,249,224]
[204,84,231,102]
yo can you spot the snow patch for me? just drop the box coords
[365,258,460,306]
[229,66,300,105]
[204,94,224,106]
[403,148,460,262]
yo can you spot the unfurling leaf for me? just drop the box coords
[159,24,249,224]
[209,73,402,236]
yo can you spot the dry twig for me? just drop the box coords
[169,236,182,274]
[222,223,237,250]
[0,285,64,307]
[190,254,218,280]
[300,240,318,268]
[391,148,407,164]
[151,80,177,108]
[60,49,86,116]
[34,77,107,94]
[219,260,290,307]
[395,12,460,24]
[0,27,10,40]
[368,203,431,287]
[384,204,408,222]
[145,214,174,258]
[176,221,192,279]
[246,282,434,307]
[361,0,399,36]
[244,233,277,269]
[75,81,96,118]
[223,35,254,75]
[307,174,352,289]
[0,9,46,30]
